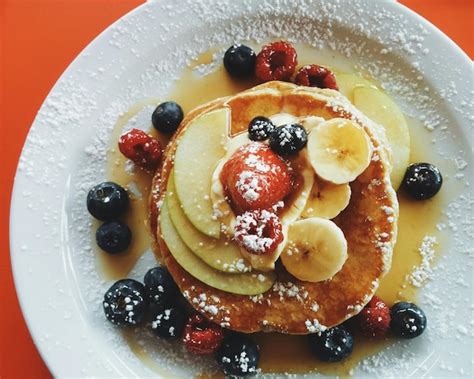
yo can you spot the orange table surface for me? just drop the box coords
[1,1,472,377]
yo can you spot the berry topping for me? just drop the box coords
[234,209,283,255]
[255,41,297,82]
[96,221,132,254]
[358,296,391,339]
[87,181,129,221]
[215,334,260,377]
[294,64,339,90]
[223,44,257,78]
[118,128,162,170]
[143,266,180,306]
[150,305,187,339]
[183,314,225,355]
[152,101,184,133]
[103,279,147,326]
[390,302,427,339]
[269,123,308,155]
[402,163,443,200]
[248,116,275,141]
[221,143,292,212]
[308,325,354,362]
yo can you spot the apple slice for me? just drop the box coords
[166,170,252,273]
[353,86,410,189]
[160,202,276,295]
[335,72,377,102]
[174,107,230,238]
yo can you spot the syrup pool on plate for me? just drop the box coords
[97,44,456,376]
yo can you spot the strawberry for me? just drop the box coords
[220,142,292,213]
[118,128,162,170]
[182,314,224,355]
[358,296,391,339]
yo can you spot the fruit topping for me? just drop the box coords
[143,266,179,306]
[308,325,354,362]
[234,209,283,255]
[183,314,225,355]
[87,181,129,221]
[269,123,308,156]
[281,218,347,282]
[358,296,391,339]
[223,44,257,78]
[174,107,230,238]
[221,142,292,212]
[295,64,339,90]
[307,118,372,184]
[248,116,275,141]
[118,128,162,170]
[215,334,260,376]
[255,41,297,82]
[302,180,351,219]
[150,305,187,339]
[390,302,427,339]
[96,221,132,254]
[402,163,442,200]
[152,101,184,133]
[103,279,147,326]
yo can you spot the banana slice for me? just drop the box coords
[307,118,372,184]
[269,113,299,126]
[281,218,348,282]
[302,179,351,219]
[298,116,325,133]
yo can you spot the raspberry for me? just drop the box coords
[358,296,391,339]
[118,129,162,170]
[294,64,339,90]
[255,41,298,82]
[234,209,283,255]
[183,314,224,355]
[220,142,292,213]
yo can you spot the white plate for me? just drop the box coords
[10,0,474,377]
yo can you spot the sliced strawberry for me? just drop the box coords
[220,142,292,213]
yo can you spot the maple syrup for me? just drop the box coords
[100,46,450,376]
[98,99,169,279]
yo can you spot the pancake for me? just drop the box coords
[150,81,398,334]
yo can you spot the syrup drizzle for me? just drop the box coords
[101,46,450,376]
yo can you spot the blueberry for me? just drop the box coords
[152,101,184,133]
[150,305,187,339]
[144,266,179,306]
[269,124,308,155]
[390,302,427,339]
[248,116,275,141]
[308,326,354,362]
[87,182,129,221]
[402,163,442,200]
[96,221,131,253]
[215,334,259,376]
[223,44,257,78]
[103,279,147,326]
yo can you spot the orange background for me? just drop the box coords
[0,0,472,377]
